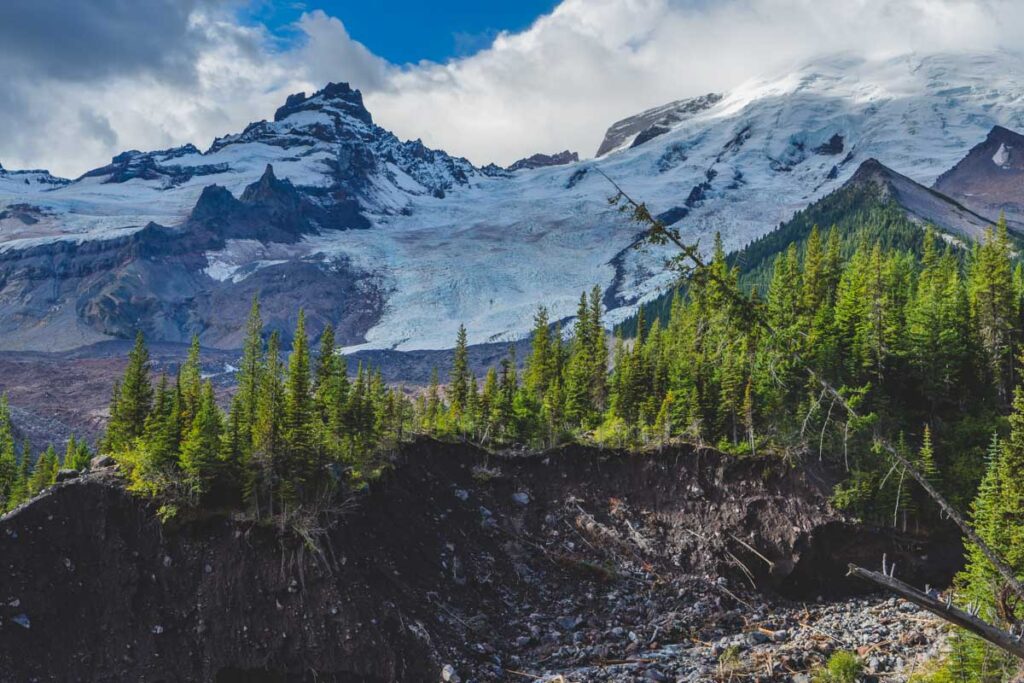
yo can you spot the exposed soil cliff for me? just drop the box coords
[0,441,960,681]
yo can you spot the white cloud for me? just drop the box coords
[2,0,1023,177]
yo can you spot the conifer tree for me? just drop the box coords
[969,217,1017,400]
[0,396,16,506]
[63,435,92,471]
[589,285,609,411]
[251,331,284,514]
[27,445,58,495]
[282,311,319,497]
[480,367,498,439]
[103,332,153,453]
[231,297,265,461]
[179,381,223,497]
[449,324,471,419]
[565,293,598,428]
[424,367,442,432]
[524,308,553,400]
[6,447,31,511]
[178,335,203,437]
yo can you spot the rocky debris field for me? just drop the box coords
[506,579,945,682]
[0,440,958,682]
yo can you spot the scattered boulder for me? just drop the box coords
[55,469,79,483]
[89,455,115,470]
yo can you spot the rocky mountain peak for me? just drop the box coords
[847,157,891,184]
[840,157,994,240]
[507,150,579,172]
[239,163,296,205]
[273,81,373,126]
[596,93,723,157]
[933,125,1024,230]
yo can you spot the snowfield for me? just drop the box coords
[3,52,1024,350]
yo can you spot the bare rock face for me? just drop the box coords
[0,164,382,352]
[506,150,579,172]
[0,440,960,681]
[596,93,722,157]
[933,125,1024,232]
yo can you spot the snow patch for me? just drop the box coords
[993,142,1011,168]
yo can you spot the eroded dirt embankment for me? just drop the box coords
[0,441,959,682]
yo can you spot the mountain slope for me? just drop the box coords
[3,53,1024,352]
[618,156,996,335]
[933,125,1024,230]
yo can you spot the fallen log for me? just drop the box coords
[847,564,1024,660]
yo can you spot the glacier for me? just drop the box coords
[2,51,1024,352]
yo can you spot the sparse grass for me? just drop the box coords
[717,645,745,680]
[812,651,863,683]
[471,463,503,482]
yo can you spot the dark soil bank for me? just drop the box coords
[0,441,959,682]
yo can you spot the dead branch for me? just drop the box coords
[847,564,1024,660]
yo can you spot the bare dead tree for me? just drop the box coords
[848,563,1024,660]
[597,168,1024,610]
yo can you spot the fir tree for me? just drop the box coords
[179,381,223,497]
[281,311,319,497]
[102,331,153,453]
[449,324,471,419]
[969,217,1017,400]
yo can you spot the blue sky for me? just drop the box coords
[246,1,561,64]
[2,0,1014,177]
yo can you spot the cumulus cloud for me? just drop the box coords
[2,0,1023,177]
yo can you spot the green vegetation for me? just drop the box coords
[618,181,946,337]
[0,393,93,512]
[419,219,1017,529]
[812,651,863,683]
[99,300,410,521]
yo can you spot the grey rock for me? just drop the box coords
[441,663,460,682]
[89,455,115,469]
[55,469,79,482]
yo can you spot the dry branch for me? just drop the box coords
[847,564,1024,660]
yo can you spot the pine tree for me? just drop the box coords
[424,367,442,432]
[143,374,179,470]
[524,308,553,400]
[27,445,58,495]
[588,285,609,414]
[281,311,319,498]
[449,324,471,419]
[565,293,598,428]
[103,331,153,453]
[178,381,223,497]
[231,297,265,462]
[494,348,518,441]
[7,446,31,511]
[178,335,203,437]
[63,435,92,472]
[0,396,16,506]
[969,217,1017,400]
[480,367,498,440]
[251,331,284,514]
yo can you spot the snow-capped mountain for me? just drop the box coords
[2,52,1024,353]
